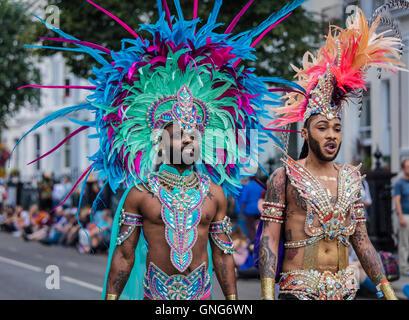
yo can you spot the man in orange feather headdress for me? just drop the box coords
[258,4,407,300]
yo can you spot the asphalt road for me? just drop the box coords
[0,231,260,300]
[0,231,407,300]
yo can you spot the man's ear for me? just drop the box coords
[301,127,308,141]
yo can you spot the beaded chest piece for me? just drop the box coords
[147,164,210,272]
[283,156,365,249]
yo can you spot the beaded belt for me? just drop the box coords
[143,262,211,300]
[279,267,358,300]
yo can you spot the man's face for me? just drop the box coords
[161,123,200,166]
[302,115,342,162]
[403,160,409,176]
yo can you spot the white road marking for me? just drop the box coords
[61,276,103,293]
[0,255,103,293]
[0,255,43,272]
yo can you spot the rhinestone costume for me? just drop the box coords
[279,267,358,300]
[143,262,211,300]
[147,168,210,272]
[272,156,366,300]
[283,156,365,249]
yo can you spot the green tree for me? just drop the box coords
[34,0,324,80]
[0,0,40,130]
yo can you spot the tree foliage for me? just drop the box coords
[34,0,324,80]
[0,0,40,128]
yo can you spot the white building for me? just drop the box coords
[4,53,98,183]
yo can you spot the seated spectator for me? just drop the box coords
[232,226,250,268]
[78,208,113,254]
[59,209,83,247]
[23,206,52,242]
[1,205,17,233]
[231,225,258,279]
[11,205,30,237]
[41,207,68,245]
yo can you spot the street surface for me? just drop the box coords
[0,232,407,300]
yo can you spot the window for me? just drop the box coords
[65,78,70,97]
[381,80,391,166]
[34,134,41,170]
[63,127,71,168]
[359,88,372,169]
[14,138,19,169]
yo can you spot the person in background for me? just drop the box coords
[11,205,29,237]
[240,177,264,243]
[0,178,6,213]
[38,173,54,212]
[61,176,73,209]
[52,179,65,209]
[1,205,17,232]
[231,226,250,269]
[233,177,249,237]
[393,158,409,277]
[41,207,68,245]
[361,178,372,218]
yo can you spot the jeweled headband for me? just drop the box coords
[147,85,209,133]
[302,63,342,123]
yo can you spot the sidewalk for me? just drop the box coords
[392,274,409,300]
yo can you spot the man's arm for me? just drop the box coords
[105,188,142,300]
[350,221,397,299]
[210,185,238,300]
[395,195,407,227]
[259,167,286,300]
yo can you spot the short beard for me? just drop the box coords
[168,145,198,166]
[308,132,341,162]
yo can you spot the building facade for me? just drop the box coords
[4,53,98,183]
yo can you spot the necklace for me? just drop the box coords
[155,169,200,191]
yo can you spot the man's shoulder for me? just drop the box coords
[127,184,153,200]
[393,177,405,187]
[208,180,225,196]
[269,166,286,182]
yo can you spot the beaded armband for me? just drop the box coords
[261,202,285,224]
[352,203,366,222]
[116,209,143,245]
[209,216,234,254]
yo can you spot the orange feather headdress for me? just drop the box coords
[272,6,406,127]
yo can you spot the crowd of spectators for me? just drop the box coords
[0,175,113,255]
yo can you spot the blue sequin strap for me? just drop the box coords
[116,209,143,246]
[209,216,234,254]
